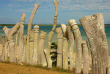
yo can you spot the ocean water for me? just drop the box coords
[0,26,110,54]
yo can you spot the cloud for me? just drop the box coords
[58,0,110,10]
[16,9,29,12]
[16,0,34,2]
[14,0,110,10]
[16,7,33,12]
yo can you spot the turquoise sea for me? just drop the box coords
[0,26,110,54]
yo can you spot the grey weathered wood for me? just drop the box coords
[26,4,39,64]
[32,25,39,65]
[61,24,68,70]
[4,40,8,61]
[29,30,34,65]
[56,27,63,68]
[68,19,82,74]
[66,25,75,70]
[3,23,20,63]
[80,13,108,74]
[107,67,110,74]
[18,13,26,64]
[15,31,19,62]
[27,4,39,48]
[23,35,26,63]
[82,41,89,74]
[39,31,47,67]
[1,36,6,61]
[44,1,59,69]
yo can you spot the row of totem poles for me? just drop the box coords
[0,1,110,74]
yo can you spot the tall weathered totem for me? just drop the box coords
[80,13,108,74]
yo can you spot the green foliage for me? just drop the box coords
[51,42,57,49]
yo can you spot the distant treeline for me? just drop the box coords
[0,24,110,26]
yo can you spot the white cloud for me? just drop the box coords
[15,0,110,10]
[16,0,34,2]
[16,7,33,12]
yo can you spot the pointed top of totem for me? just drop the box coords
[68,19,77,26]
[53,1,59,5]
[40,31,47,39]
[34,25,39,29]
[20,13,26,22]
[61,24,66,34]
[34,3,39,7]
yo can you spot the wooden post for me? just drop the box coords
[82,41,89,74]
[18,13,26,64]
[39,31,47,67]
[66,25,75,70]
[23,35,26,63]
[1,36,6,61]
[61,24,68,70]
[29,30,34,65]
[26,4,39,64]
[68,19,82,74]
[3,23,20,63]
[4,40,8,61]
[15,31,19,62]
[44,1,59,69]
[32,25,39,65]
[27,3,39,48]
[107,67,110,74]
[80,13,108,74]
[56,27,63,68]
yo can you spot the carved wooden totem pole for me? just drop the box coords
[66,25,75,70]
[82,41,89,74]
[68,19,82,74]
[32,25,39,65]
[18,13,26,64]
[61,24,68,70]
[27,3,39,64]
[3,23,20,63]
[80,13,108,74]
[39,31,47,67]
[44,1,59,68]
[56,27,63,68]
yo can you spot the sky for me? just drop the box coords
[0,0,110,24]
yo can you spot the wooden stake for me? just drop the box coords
[82,41,89,74]
[44,1,59,68]
[32,25,39,65]
[27,4,39,46]
[26,4,39,64]
[3,23,20,63]
[18,13,26,64]
[80,13,108,74]
[56,27,63,68]
[39,31,47,67]
[61,24,68,70]
[1,36,6,61]
[68,19,82,74]
[66,25,75,70]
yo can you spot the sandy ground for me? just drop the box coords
[0,63,71,74]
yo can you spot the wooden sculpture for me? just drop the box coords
[3,23,20,63]
[61,24,68,70]
[44,1,59,68]
[80,13,108,74]
[56,27,63,68]
[68,19,82,74]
